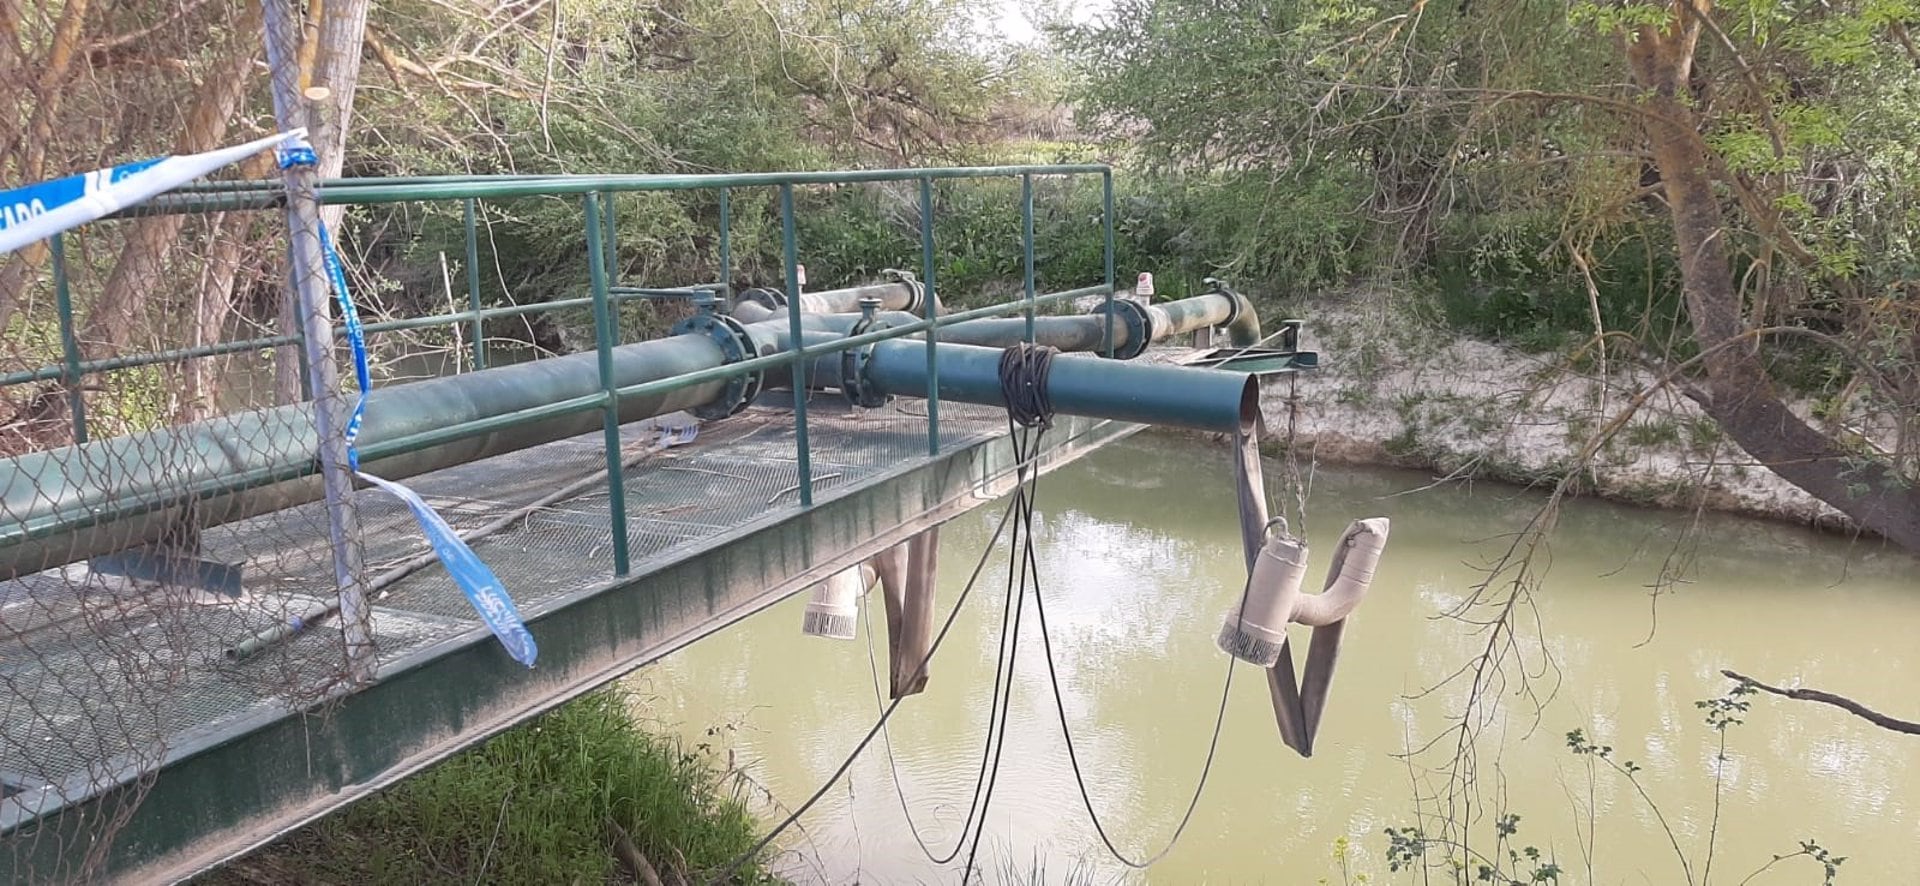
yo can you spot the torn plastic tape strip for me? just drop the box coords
[357,471,538,668]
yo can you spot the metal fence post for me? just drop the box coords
[1102,169,1116,359]
[601,192,619,284]
[718,188,732,307]
[780,184,813,506]
[1021,173,1036,345]
[920,177,939,455]
[50,234,87,443]
[464,198,486,370]
[260,0,374,681]
[584,193,632,575]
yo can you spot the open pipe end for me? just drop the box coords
[1238,372,1263,438]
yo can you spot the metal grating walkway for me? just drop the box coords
[0,394,1011,821]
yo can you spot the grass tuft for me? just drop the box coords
[199,687,780,885]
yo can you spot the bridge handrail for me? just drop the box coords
[119,165,1113,215]
[6,164,1123,579]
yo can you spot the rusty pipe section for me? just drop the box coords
[791,290,1259,355]
[729,280,934,324]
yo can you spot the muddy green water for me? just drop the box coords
[642,432,1919,883]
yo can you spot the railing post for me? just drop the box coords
[780,184,813,506]
[920,176,940,456]
[584,193,632,575]
[601,192,619,284]
[1021,173,1036,345]
[464,198,485,370]
[50,234,87,443]
[1102,168,1116,359]
[718,188,732,308]
[260,0,374,681]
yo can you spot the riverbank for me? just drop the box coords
[1247,290,1855,532]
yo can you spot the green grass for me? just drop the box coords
[199,688,780,886]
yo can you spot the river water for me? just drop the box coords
[642,432,1919,883]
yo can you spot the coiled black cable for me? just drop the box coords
[998,342,1058,429]
[712,342,1245,883]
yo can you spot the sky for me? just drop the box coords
[985,0,1111,44]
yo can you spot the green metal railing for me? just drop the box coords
[10,164,1119,580]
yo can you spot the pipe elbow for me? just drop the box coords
[1292,517,1388,627]
[1219,285,1262,348]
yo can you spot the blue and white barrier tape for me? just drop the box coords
[281,142,535,667]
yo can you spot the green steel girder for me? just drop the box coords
[0,412,1144,886]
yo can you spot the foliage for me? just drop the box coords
[1377,681,1845,885]
[1426,214,1689,352]
[198,688,778,885]
[1060,0,1920,539]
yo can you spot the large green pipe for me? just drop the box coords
[866,340,1252,432]
[0,338,731,581]
[0,292,1260,580]
[776,328,1253,433]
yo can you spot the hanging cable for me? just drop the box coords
[714,343,1265,882]
[998,342,1058,429]
[987,341,1245,871]
[951,342,1061,877]
[706,451,1037,885]
[862,478,1031,865]
[958,418,1045,879]
[1027,486,1241,869]
[859,343,1063,870]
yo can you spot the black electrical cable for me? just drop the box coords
[705,488,1024,885]
[713,344,1252,882]
[998,342,1058,429]
[1028,501,1240,869]
[951,343,1057,878]
[958,420,1045,881]
[862,471,1031,865]
[991,340,1245,871]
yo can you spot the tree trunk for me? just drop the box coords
[0,0,94,332]
[258,0,367,403]
[178,202,266,423]
[310,0,369,231]
[0,0,25,151]
[79,8,260,352]
[1630,6,1920,551]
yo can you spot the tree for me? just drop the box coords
[1061,0,1920,551]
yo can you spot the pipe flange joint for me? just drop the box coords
[1090,297,1154,360]
[880,268,928,315]
[838,315,892,409]
[1204,276,1246,328]
[736,287,788,312]
[671,312,763,419]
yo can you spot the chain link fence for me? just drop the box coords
[0,3,468,878]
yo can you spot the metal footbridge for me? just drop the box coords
[0,166,1314,884]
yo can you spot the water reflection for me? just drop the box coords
[642,433,1919,883]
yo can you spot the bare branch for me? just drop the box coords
[1723,670,1920,735]
[83,0,218,61]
